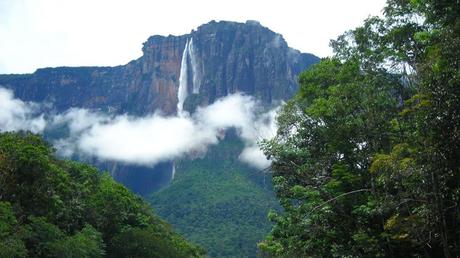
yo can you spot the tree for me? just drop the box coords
[0,202,27,258]
[48,224,104,258]
[260,0,460,257]
[0,132,204,257]
[259,56,404,257]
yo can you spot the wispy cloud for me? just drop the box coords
[0,87,45,133]
[60,94,277,169]
[238,107,279,169]
[0,87,277,169]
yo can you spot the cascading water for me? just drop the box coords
[173,39,192,182]
[177,39,190,116]
[171,163,176,180]
[173,38,199,182]
[177,38,201,116]
[188,38,201,94]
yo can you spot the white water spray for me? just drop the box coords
[177,39,190,115]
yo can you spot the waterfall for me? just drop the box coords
[178,38,201,116]
[171,162,176,181]
[177,39,189,115]
[188,38,200,94]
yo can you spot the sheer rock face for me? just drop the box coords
[0,20,319,195]
[187,20,318,106]
[0,20,318,116]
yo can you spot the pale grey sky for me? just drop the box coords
[0,0,386,74]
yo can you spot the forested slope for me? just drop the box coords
[0,132,204,258]
[151,133,278,257]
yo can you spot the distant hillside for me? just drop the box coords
[150,131,279,257]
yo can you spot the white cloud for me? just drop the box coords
[78,114,200,165]
[239,146,271,170]
[196,94,255,131]
[50,108,111,157]
[0,87,46,133]
[0,87,277,169]
[52,108,110,134]
[238,106,279,169]
[53,94,277,169]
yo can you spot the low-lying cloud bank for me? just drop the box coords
[0,87,46,133]
[0,87,278,169]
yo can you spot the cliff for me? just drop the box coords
[0,20,319,257]
[0,20,318,195]
[0,20,318,116]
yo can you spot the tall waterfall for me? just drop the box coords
[171,162,176,181]
[177,39,190,115]
[188,38,201,94]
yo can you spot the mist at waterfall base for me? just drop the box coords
[0,86,278,170]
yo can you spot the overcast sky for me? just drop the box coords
[0,0,386,74]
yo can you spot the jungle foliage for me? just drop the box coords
[259,1,460,257]
[0,132,205,258]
